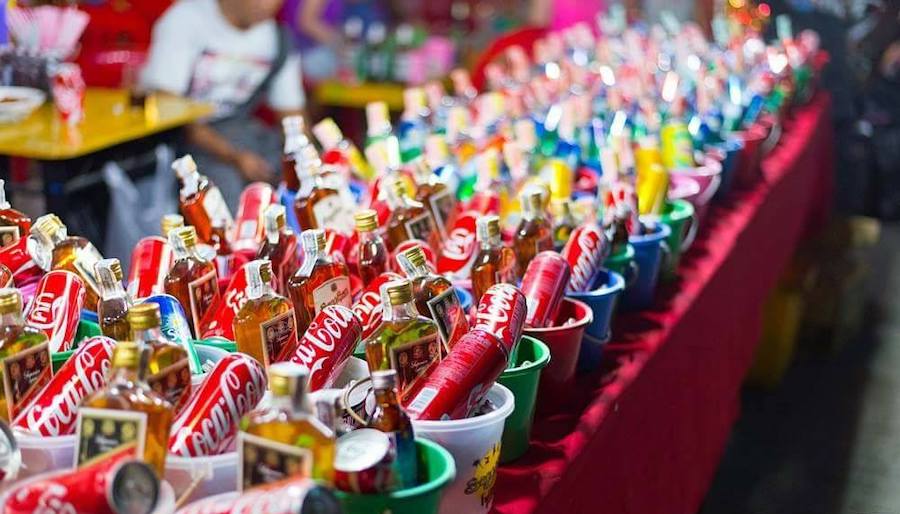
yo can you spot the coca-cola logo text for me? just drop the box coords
[474,284,521,345]
[566,226,604,292]
[291,306,360,388]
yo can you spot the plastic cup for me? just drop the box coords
[334,439,456,514]
[656,199,696,280]
[566,269,626,371]
[165,452,238,505]
[622,224,672,311]
[50,319,103,373]
[16,432,76,479]
[498,336,550,463]
[524,298,593,405]
[412,383,514,514]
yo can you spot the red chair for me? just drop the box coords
[471,26,547,91]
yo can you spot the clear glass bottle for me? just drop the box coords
[354,209,388,283]
[396,246,468,351]
[384,179,440,253]
[0,179,31,250]
[172,154,233,244]
[163,226,220,336]
[364,279,441,402]
[127,303,193,412]
[234,260,296,368]
[281,115,309,192]
[256,205,298,296]
[369,369,417,489]
[287,230,352,338]
[78,342,173,477]
[471,215,517,304]
[160,213,184,238]
[95,258,131,341]
[513,190,553,278]
[0,288,50,422]
[239,362,335,489]
[30,213,104,309]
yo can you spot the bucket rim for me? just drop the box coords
[15,431,76,445]
[166,451,238,467]
[522,298,594,334]
[411,383,515,432]
[567,269,625,299]
[502,336,551,377]
[660,199,694,222]
[604,243,635,263]
[628,223,672,244]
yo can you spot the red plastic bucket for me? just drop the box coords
[734,124,767,188]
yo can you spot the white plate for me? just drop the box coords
[0,86,46,123]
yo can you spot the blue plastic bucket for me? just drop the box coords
[567,269,625,371]
[712,136,744,201]
[622,223,671,311]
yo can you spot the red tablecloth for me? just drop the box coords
[492,94,835,514]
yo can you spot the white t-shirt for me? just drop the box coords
[141,0,305,119]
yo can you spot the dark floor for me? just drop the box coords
[703,222,900,514]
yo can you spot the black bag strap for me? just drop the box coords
[233,23,291,117]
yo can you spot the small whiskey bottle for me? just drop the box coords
[471,215,517,304]
[127,303,193,412]
[281,115,309,192]
[312,117,374,181]
[411,160,455,238]
[234,260,296,368]
[163,226,220,337]
[512,190,553,278]
[299,166,345,232]
[368,369,418,489]
[172,154,233,244]
[551,199,577,249]
[396,246,468,351]
[30,214,104,309]
[384,179,440,252]
[0,179,30,250]
[238,362,335,489]
[160,213,184,238]
[287,230,351,338]
[354,209,388,283]
[0,288,50,421]
[256,205,299,296]
[208,217,234,279]
[95,258,131,340]
[77,341,173,476]
[292,144,323,231]
[364,279,441,402]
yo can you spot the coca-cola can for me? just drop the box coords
[13,336,116,436]
[24,270,85,353]
[198,262,252,340]
[404,329,508,420]
[436,210,479,279]
[176,476,340,514]
[350,272,402,341]
[168,353,267,457]
[333,428,396,493]
[472,283,528,354]
[521,251,571,328]
[323,228,352,264]
[0,236,43,287]
[288,305,361,391]
[560,224,610,293]
[128,236,174,299]
[231,183,275,252]
[389,240,435,274]
[51,63,86,125]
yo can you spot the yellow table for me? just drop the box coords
[313,80,405,111]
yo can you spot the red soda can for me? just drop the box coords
[351,272,402,341]
[231,182,275,253]
[472,283,528,353]
[25,270,85,353]
[288,305,361,391]
[560,223,609,293]
[521,251,571,328]
[51,63,86,125]
[389,239,435,274]
[436,210,479,279]
[13,336,116,436]
[333,428,396,493]
[127,236,174,299]
[168,353,267,457]
[198,262,252,339]
[323,228,352,264]
[0,236,43,286]
[404,329,508,420]
[176,476,339,514]
[466,190,501,216]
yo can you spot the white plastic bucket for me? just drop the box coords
[411,383,515,514]
[164,452,239,505]
[15,432,76,479]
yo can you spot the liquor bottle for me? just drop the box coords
[296,165,346,233]
[160,214,184,238]
[424,134,460,198]
[0,179,31,250]
[127,303,193,412]
[234,260,296,368]
[411,160,455,238]
[513,190,554,278]
[383,179,440,252]
[449,69,478,108]
[287,230,351,338]
[313,117,375,181]
[551,199,577,249]
[95,258,131,340]
[0,288,50,422]
[77,341,173,476]
[398,87,429,163]
[354,209,388,283]
[208,217,234,279]
[256,205,298,296]
[396,246,468,351]
[163,226,220,336]
[292,143,324,231]
[608,202,631,256]
[281,115,310,192]
[470,215,516,304]
[30,214,104,310]
[364,279,441,401]
[238,362,335,488]
[368,369,417,489]
[365,101,395,153]
[172,155,233,244]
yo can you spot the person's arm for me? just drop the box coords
[185,124,274,182]
[298,0,342,46]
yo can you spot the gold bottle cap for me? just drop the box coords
[95,258,124,283]
[264,204,286,233]
[476,215,501,242]
[32,213,64,239]
[127,303,161,331]
[112,342,142,369]
[354,209,378,233]
[173,226,198,249]
[400,246,427,269]
[161,214,184,237]
[371,369,398,390]
[384,279,413,306]
[268,362,310,397]
[0,288,22,315]
[301,229,327,253]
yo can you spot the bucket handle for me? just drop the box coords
[658,240,672,276]
[342,377,373,427]
[681,208,699,253]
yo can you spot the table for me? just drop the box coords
[313,81,405,111]
[492,93,835,514]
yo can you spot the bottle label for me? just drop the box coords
[203,186,234,226]
[312,193,354,234]
[0,225,20,249]
[312,276,352,315]
[74,408,147,468]
[237,432,313,491]
[426,287,466,352]
[429,189,455,237]
[404,212,434,243]
[188,270,219,336]
[237,220,257,241]
[388,334,441,396]
[146,357,191,409]
[1,341,52,420]
[259,311,296,365]
[72,243,103,296]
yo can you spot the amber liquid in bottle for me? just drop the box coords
[78,342,173,476]
[234,260,296,367]
[281,115,307,192]
[397,247,468,351]
[412,160,455,237]
[0,289,50,422]
[96,259,131,341]
[209,219,234,279]
[173,155,233,244]
[384,180,440,252]
[32,214,104,309]
[287,230,351,337]
[128,304,192,413]
[300,171,343,232]
[369,369,418,489]
[0,180,30,250]
[471,216,517,304]
[163,226,220,337]
[256,205,299,296]
[292,144,321,231]
[354,209,388,283]
[239,363,335,489]
[513,191,553,278]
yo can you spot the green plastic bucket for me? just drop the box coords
[604,243,638,289]
[657,199,696,280]
[498,336,550,463]
[51,319,102,373]
[335,438,456,514]
[194,337,236,353]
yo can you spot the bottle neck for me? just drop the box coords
[400,260,429,280]
[181,171,201,197]
[99,276,127,301]
[271,388,313,416]
[44,226,68,247]
[110,363,141,383]
[131,326,164,345]
[0,310,24,328]
[265,226,281,245]
[384,300,418,322]
[480,232,502,250]
[358,230,383,246]
[374,387,400,408]
[246,273,275,300]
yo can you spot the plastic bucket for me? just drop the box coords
[734,124,767,189]
[412,383,514,514]
[16,432,76,479]
[622,224,672,311]
[50,319,103,373]
[195,337,236,353]
[671,157,722,225]
[191,343,231,387]
[656,199,696,280]
[497,336,550,463]
[711,137,744,201]
[567,270,625,371]
[335,438,456,514]
[667,173,701,206]
[165,452,238,505]
[603,244,637,291]
[525,298,593,404]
